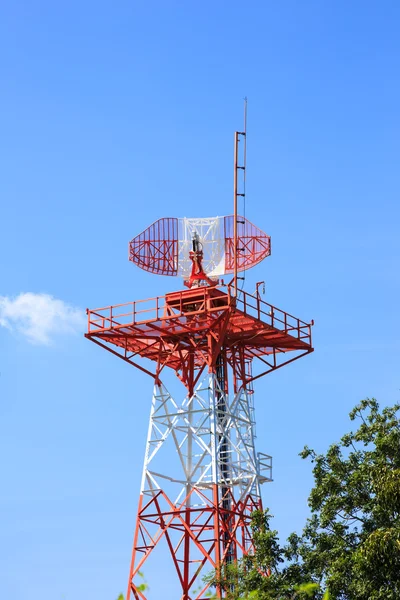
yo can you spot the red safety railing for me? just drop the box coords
[87,286,312,347]
[235,289,312,345]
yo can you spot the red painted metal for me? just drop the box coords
[224,216,271,273]
[184,239,217,289]
[128,216,271,278]
[85,284,313,598]
[126,487,262,599]
[129,217,178,276]
[86,286,311,395]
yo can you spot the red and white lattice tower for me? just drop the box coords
[85,124,313,599]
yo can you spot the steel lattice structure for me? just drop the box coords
[86,97,312,600]
[85,284,313,599]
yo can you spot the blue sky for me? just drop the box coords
[1,1,400,599]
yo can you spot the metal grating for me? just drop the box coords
[129,217,178,275]
[224,215,271,272]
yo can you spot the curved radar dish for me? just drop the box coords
[129,216,271,281]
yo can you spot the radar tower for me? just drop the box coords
[85,106,313,599]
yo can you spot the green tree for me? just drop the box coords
[208,398,400,599]
[296,398,400,599]
[208,509,326,599]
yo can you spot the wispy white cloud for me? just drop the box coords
[0,292,85,345]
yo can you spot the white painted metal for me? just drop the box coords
[140,375,272,507]
[177,217,226,278]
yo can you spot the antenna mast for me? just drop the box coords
[233,98,247,297]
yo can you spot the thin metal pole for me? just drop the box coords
[184,390,193,598]
[233,131,239,297]
[243,98,247,197]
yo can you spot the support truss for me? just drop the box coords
[127,375,272,600]
[85,285,313,598]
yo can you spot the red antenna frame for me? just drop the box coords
[129,215,271,281]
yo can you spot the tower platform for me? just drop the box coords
[85,286,313,389]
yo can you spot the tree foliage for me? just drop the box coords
[209,398,400,599]
[297,398,400,599]
[208,509,327,599]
